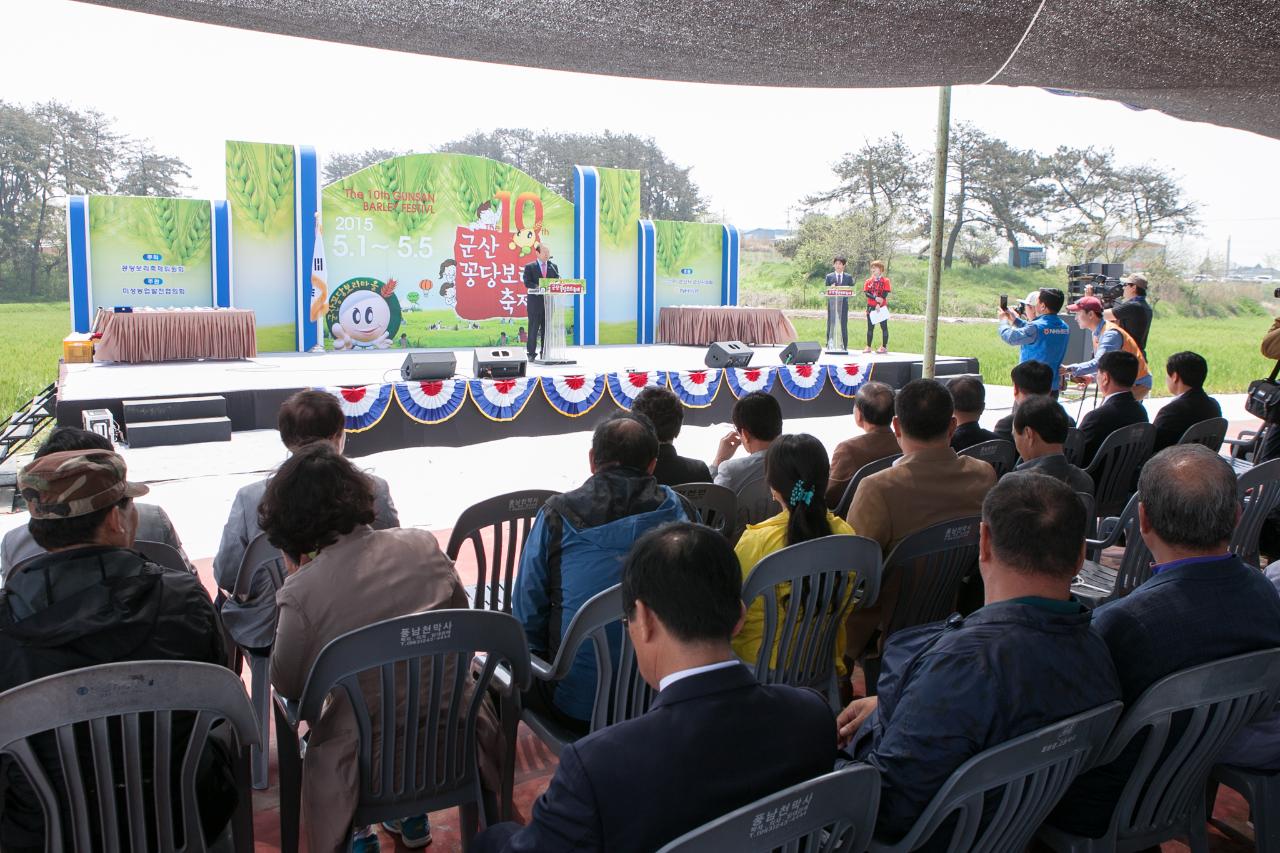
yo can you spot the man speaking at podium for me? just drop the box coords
[825,254,852,351]
[522,243,558,361]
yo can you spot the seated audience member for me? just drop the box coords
[514,413,692,735]
[825,381,900,507]
[632,385,711,486]
[476,522,836,853]
[839,472,1121,844]
[845,379,996,656]
[948,376,1001,452]
[1012,395,1094,494]
[733,434,855,689]
[993,360,1075,443]
[1152,351,1222,452]
[1076,350,1149,467]
[264,442,493,852]
[0,450,231,852]
[213,389,399,652]
[1050,445,1280,837]
[710,391,782,492]
[1,427,194,579]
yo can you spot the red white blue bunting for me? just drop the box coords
[394,379,468,424]
[828,362,872,398]
[607,370,669,410]
[669,369,722,408]
[725,366,776,399]
[468,377,538,422]
[777,364,828,400]
[325,384,394,433]
[541,373,607,417]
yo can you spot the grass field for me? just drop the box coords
[0,303,68,416]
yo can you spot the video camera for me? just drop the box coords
[1067,263,1125,308]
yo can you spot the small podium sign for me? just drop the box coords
[545,278,587,295]
[825,287,855,298]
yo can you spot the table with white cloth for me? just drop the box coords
[92,308,257,363]
[656,306,797,346]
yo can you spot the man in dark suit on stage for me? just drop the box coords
[1152,351,1222,452]
[474,522,836,853]
[1076,350,1148,467]
[522,243,558,361]
[825,254,852,351]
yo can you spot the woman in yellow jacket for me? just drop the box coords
[732,434,855,686]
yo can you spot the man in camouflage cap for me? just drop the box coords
[0,450,234,851]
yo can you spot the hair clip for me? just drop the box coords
[789,480,814,507]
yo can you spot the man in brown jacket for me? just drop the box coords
[826,381,901,507]
[845,379,997,659]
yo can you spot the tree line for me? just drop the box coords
[784,124,1199,276]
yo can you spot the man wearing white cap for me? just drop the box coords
[997,287,1071,393]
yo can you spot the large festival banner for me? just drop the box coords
[596,168,641,344]
[86,196,214,309]
[653,220,724,310]
[320,153,574,350]
[225,140,298,352]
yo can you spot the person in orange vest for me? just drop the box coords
[1062,296,1152,400]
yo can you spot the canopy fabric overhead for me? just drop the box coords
[77,0,1280,139]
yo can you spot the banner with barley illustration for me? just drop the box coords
[652,220,723,314]
[225,140,298,352]
[87,196,214,309]
[596,167,641,344]
[321,153,575,351]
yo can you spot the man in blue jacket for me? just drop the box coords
[838,470,1121,847]
[998,288,1071,393]
[514,412,693,734]
[478,522,836,853]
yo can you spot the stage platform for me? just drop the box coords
[57,344,980,455]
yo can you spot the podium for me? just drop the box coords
[824,286,854,355]
[532,278,585,366]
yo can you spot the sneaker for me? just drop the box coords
[383,816,433,848]
[862,346,872,353]
[350,830,380,853]
[876,346,888,354]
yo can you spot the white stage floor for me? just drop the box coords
[60,344,941,401]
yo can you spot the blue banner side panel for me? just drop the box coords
[722,224,740,306]
[298,146,319,352]
[638,220,657,344]
[213,200,232,308]
[67,196,91,333]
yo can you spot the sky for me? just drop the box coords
[5,0,1280,266]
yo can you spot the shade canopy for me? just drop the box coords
[77,0,1280,138]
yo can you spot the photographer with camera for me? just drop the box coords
[1103,274,1153,357]
[1061,295,1153,401]
[997,288,1071,394]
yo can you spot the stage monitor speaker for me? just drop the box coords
[704,341,753,369]
[400,352,456,382]
[780,341,822,366]
[473,348,527,379]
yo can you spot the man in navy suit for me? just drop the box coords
[1048,445,1280,837]
[825,254,852,351]
[1076,350,1148,467]
[1151,351,1222,451]
[474,522,836,853]
[521,243,558,361]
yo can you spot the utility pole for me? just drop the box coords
[1225,234,1232,280]
[923,86,952,378]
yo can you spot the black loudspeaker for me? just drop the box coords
[704,341,753,369]
[779,341,822,365]
[473,348,527,379]
[400,352,456,381]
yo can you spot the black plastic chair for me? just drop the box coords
[518,584,653,756]
[741,535,882,708]
[0,660,259,853]
[1064,428,1086,467]
[834,453,902,518]
[229,531,284,790]
[1038,648,1280,853]
[1225,425,1268,467]
[735,473,779,532]
[862,517,981,695]
[134,538,194,575]
[1231,458,1280,567]
[274,609,532,853]
[1209,762,1280,853]
[445,489,557,612]
[1085,422,1155,519]
[1071,493,1153,609]
[957,439,1018,479]
[872,702,1123,853]
[1177,417,1228,453]
[673,482,738,539]
[656,765,881,853]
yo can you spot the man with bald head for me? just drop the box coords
[522,242,558,360]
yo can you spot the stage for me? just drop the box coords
[57,344,980,455]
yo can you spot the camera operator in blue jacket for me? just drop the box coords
[997,288,1071,393]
